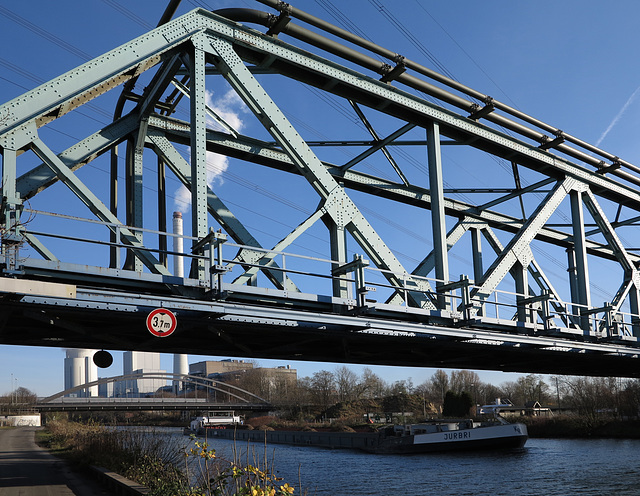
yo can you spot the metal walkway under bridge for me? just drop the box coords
[35,373,272,413]
[2,2,640,377]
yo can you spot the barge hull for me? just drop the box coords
[200,425,528,454]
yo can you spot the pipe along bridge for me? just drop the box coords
[2,3,640,377]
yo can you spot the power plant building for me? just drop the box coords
[114,351,166,397]
[63,349,98,397]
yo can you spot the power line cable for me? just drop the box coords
[0,5,93,62]
[411,0,521,110]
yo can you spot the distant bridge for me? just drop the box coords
[3,2,640,378]
[36,373,272,413]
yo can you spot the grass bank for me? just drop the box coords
[38,419,298,496]
[519,415,640,438]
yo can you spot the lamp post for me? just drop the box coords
[10,374,16,405]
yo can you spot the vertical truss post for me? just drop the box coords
[570,189,591,334]
[124,136,142,271]
[541,290,551,331]
[471,228,484,283]
[354,254,369,307]
[630,289,640,337]
[459,275,472,320]
[328,220,351,299]
[514,261,529,324]
[114,225,122,269]
[131,119,148,272]
[471,227,484,315]
[158,156,167,268]
[110,144,119,268]
[603,302,613,338]
[327,183,350,300]
[427,120,449,310]
[1,147,22,272]
[566,247,579,325]
[189,38,209,281]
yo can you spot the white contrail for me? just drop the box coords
[596,85,640,147]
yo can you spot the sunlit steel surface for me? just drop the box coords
[2,6,640,377]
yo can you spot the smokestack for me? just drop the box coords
[172,212,188,391]
[172,211,184,278]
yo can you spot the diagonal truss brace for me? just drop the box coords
[29,136,170,275]
[480,225,573,328]
[386,217,474,306]
[231,209,325,287]
[205,35,435,309]
[342,100,413,185]
[147,130,299,292]
[471,177,576,308]
[581,189,640,324]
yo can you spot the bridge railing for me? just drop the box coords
[17,208,640,343]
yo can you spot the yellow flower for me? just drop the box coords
[280,483,295,494]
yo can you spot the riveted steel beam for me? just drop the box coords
[205,35,435,308]
[188,35,209,281]
[147,130,299,292]
[147,115,637,266]
[29,136,170,276]
[427,120,449,309]
[471,178,575,305]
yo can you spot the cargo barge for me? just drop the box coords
[196,417,528,454]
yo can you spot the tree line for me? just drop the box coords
[227,366,640,419]
[4,368,640,420]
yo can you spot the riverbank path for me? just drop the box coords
[0,427,108,495]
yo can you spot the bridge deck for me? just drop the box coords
[2,6,640,379]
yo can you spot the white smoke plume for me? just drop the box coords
[174,88,248,212]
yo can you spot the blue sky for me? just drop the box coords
[2,0,640,397]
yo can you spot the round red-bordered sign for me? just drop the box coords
[146,308,177,337]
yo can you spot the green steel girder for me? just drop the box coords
[146,114,634,266]
[29,135,170,276]
[205,34,436,308]
[147,130,300,292]
[2,6,640,354]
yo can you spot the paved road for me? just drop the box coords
[0,427,108,495]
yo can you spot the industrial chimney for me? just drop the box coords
[172,212,188,392]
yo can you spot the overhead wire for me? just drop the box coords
[411,0,521,110]
[2,1,619,300]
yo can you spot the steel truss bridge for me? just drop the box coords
[2,2,640,377]
[35,373,271,413]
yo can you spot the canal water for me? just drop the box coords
[153,428,640,495]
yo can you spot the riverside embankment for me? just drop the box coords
[0,427,109,495]
[519,415,640,438]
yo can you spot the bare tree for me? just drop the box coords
[360,367,387,399]
[334,365,360,403]
[620,379,640,418]
[429,369,449,406]
[514,374,550,405]
[477,383,502,406]
[449,370,480,396]
[560,376,619,416]
[310,370,336,410]
[387,378,414,396]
